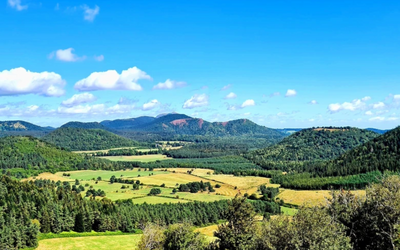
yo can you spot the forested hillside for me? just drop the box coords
[0,136,85,171]
[246,127,379,169]
[43,128,138,151]
[100,116,156,130]
[61,121,109,130]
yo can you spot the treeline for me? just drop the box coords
[43,127,138,151]
[0,175,282,249]
[178,181,215,193]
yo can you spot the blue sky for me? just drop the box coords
[1,0,400,129]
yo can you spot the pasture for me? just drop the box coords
[98,154,171,162]
[55,169,168,180]
[34,234,141,250]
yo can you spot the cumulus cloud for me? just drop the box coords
[369,116,385,121]
[365,111,373,116]
[0,67,65,96]
[8,0,27,11]
[224,92,237,99]
[183,94,209,109]
[82,5,99,22]
[61,93,96,107]
[221,84,231,91]
[241,99,255,108]
[285,89,297,97]
[372,102,385,109]
[74,66,151,91]
[118,97,137,105]
[394,95,400,101]
[142,99,160,111]
[49,48,86,62]
[57,104,104,115]
[152,79,187,90]
[328,96,370,113]
[94,55,104,61]
[309,100,318,105]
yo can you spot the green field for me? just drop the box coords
[56,169,168,180]
[281,206,298,216]
[35,234,141,250]
[98,154,171,162]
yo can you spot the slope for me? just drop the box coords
[246,127,379,170]
[61,121,109,130]
[43,128,138,151]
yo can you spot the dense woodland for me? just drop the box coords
[43,128,138,151]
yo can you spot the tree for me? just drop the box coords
[213,195,256,250]
[137,223,165,250]
[149,188,161,196]
[163,223,208,250]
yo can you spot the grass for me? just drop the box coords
[136,173,217,187]
[281,206,298,216]
[23,172,71,182]
[34,234,142,250]
[98,154,171,162]
[157,168,215,176]
[56,169,168,181]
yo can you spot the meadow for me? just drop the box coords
[98,154,171,162]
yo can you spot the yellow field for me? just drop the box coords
[35,234,141,250]
[131,196,190,204]
[278,189,366,206]
[195,224,219,238]
[23,172,71,182]
[99,154,171,162]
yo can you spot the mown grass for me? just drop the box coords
[56,169,168,181]
[98,154,172,162]
[280,206,298,216]
[33,234,142,250]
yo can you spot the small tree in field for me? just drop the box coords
[137,223,165,250]
[148,188,161,196]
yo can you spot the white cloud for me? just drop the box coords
[285,89,297,97]
[142,99,160,111]
[224,92,237,99]
[82,5,99,22]
[221,84,231,91]
[241,99,255,108]
[328,96,370,113]
[362,96,371,101]
[0,67,65,96]
[365,111,373,116]
[61,93,96,107]
[372,102,385,109]
[49,48,85,62]
[8,0,27,11]
[309,100,318,105]
[183,94,209,109]
[57,104,104,114]
[393,95,400,101]
[74,66,151,91]
[388,117,399,121]
[94,55,104,62]
[152,79,186,90]
[369,116,385,121]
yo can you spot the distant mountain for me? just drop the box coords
[0,120,54,138]
[0,120,52,132]
[100,116,156,130]
[247,127,380,163]
[365,128,388,134]
[101,113,286,139]
[43,127,138,151]
[61,121,109,130]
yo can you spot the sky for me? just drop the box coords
[1,0,400,129]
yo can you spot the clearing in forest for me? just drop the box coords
[98,154,171,162]
[55,169,168,180]
[35,234,141,250]
[277,189,366,206]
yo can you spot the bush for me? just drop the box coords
[149,188,161,196]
